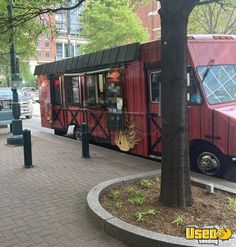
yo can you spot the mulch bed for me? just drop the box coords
[100,176,236,237]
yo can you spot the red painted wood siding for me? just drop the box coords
[123,61,148,157]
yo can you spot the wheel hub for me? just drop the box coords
[197,152,220,175]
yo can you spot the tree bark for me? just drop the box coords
[159,0,198,207]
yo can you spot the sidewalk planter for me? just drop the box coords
[87,170,236,247]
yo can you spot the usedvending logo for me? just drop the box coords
[185,226,232,245]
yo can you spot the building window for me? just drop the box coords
[56,43,63,59]
[37,50,41,57]
[76,45,80,56]
[64,44,74,57]
[55,13,63,21]
[64,44,68,57]
[56,22,66,31]
[36,40,41,48]
[45,40,49,48]
[46,51,50,58]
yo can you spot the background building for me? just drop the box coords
[29,1,161,75]
[136,1,161,41]
[29,2,86,74]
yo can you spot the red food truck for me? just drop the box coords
[34,35,236,177]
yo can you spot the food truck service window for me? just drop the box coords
[64,76,82,105]
[86,75,96,106]
[86,73,106,106]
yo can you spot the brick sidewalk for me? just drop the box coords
[0,128,159,247]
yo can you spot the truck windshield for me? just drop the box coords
[197,64,236,104]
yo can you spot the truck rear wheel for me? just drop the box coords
[54,129,67,136]
[73,125,82,142]
[191,145,226,177]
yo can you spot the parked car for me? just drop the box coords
[22,87,39,103]
[0,87,33,119]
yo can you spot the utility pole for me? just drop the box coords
[7,2,23,145]
[67,8,71,57]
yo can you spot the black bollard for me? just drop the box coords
[81,123,90,158]
[23,129,33,168]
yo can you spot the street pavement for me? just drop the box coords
[32,103,40,118]
[0,126,159,247]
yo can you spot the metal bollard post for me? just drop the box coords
[23,129,33,168]
[81,123,90,158]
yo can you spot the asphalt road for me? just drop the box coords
[22,103,53,134]
[22,116,53,134]
[22,104,236,183]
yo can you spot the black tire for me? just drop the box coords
[73,125,82,142]
[26,116,32,119]
[191,144,227,177]
[54,129,67,136]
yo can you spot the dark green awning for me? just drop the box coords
[34,42,139,75]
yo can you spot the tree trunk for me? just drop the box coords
[159,0,198,207]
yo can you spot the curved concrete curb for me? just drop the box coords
[87,170,236,247]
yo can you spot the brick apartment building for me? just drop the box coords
[136,0,161,41]
[29,2,86,73]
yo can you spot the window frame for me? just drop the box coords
[56,43,63,59]
[85,73,107,107]
[149,71,161,104]
[51,76,63,105]
[64,76,83,106]
[45,40,49,48]
[37,49,42,57]
[45,50,50,58]
[187,67,203,106]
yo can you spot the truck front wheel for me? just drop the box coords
[191,145,226,177]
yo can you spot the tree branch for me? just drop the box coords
[0,0,85,35]
[197,0,235,7]
[14,0,85,13]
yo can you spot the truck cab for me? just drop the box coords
[142,35,236,177]
[187,36,236,177]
